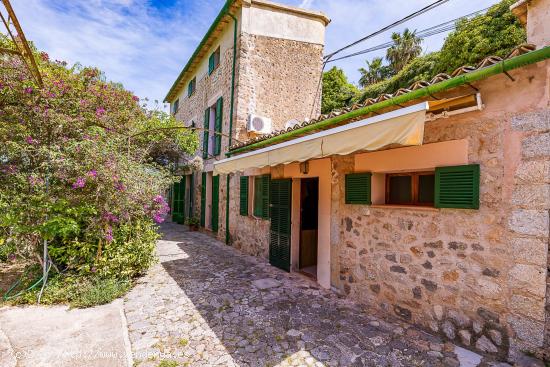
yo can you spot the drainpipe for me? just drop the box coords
[225,12,238,245]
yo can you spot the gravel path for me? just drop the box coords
[124,222,489,367]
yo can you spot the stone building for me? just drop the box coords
[165,0,550,362]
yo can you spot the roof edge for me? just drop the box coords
[248,0,330,26]
[229,44,550,156]
[164,0,237,103]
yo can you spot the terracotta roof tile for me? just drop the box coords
[229,43,536,152]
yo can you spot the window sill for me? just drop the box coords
[370,204,439,212]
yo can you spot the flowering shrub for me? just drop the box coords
[0,37,198,280]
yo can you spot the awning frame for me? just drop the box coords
[215,102,428,173]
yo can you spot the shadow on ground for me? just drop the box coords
[150,222,463,367]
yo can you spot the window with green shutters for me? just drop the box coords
[212,175,219,231]
[202,108,209,159]
[208,47,220,75]
[253,175,270,219]
[200,172,206,227]
[239,176,249,216]
[187,77,196,97]
[435,164,480,209]
[345,173,372,204]
[214,97,223,156]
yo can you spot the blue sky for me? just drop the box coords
[10,0,498,108]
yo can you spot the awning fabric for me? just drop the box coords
[214,102,427,175]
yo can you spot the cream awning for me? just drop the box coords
[214,102,428,175]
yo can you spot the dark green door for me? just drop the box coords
[269,179,292,272]
[200,172,206,227]
[211,175,219,232]
[172,177,186,224]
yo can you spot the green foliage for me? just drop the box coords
[184,217,200,227]
[437,0,526,74]
[0,38,198,303]
[13,274,131,308]
[358,57,393,88]
[359,0,525,102]
[157,361,179,367]
[361,52,441,100]
[321,66,359,114]
[386,28,423,73]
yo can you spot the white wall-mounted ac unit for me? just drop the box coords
[247,114,272,134]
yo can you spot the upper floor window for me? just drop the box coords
[187,77,196,97]
[208,47,220,75]
[171,98,179,115]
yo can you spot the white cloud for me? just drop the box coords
[7,0,500,109]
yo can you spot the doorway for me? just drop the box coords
[299,178,318,279]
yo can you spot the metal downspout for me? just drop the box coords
[225,12,238,244]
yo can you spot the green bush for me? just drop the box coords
[13,274,131,308]
[0,36,198,305]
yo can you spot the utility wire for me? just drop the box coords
[324,0,451,60]
[325,6,490,63]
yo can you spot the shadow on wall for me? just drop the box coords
[159,225,460,366]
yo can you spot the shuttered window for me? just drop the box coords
[345,173,372,204]
[208,47,220,75]
[187,77,196,97]
[253,175,270,219]
[214,97,223,156]
[202,108,209,159]
[239,176,249,216]
[435,164,480,209]
[200,172,206,227]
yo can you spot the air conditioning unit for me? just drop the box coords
[247,114,272,134]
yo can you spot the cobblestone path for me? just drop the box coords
[124,222,490,367]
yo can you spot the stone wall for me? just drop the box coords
[330,64,549,360]
[510,108,550,359]
[234,32,323,143]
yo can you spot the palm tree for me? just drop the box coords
[358,57,385,88]
[386,28,422,73]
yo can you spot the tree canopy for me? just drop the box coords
[0,37,198,280]
[321,66,359,114]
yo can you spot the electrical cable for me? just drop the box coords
[324,0,451,60]
[325,6,490,63]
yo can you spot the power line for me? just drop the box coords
[325,6,490,63]
[324,0,451,60]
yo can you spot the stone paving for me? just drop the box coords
[124,222,500,367]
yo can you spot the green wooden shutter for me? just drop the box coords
[269,179,292,272]
[435,164,480,209]
[208,53,214,74]
[188,173,194,218]
[345,173,372,204]
[240,176,248,216]
[203,108,209,159]
[212,175,219,232]
[200,172,206,227]
[261,175,270,219]
[214,97,223,156]
[172,181,181,222]
[183,176,187,224]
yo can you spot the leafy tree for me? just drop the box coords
[0,36,198,281]
[359,0,525,102]
[386,28,423,73]
[437,0,526,74]
[321,66,359,114]
[358,57,393,88]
